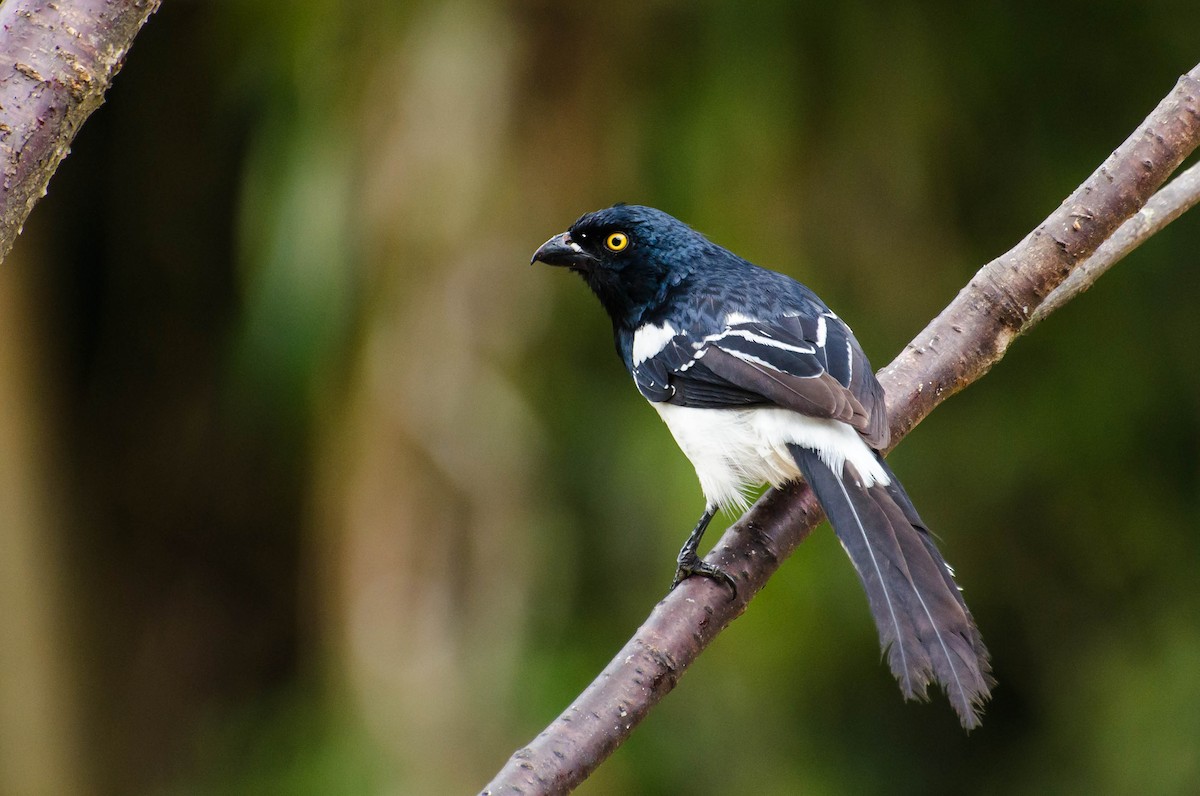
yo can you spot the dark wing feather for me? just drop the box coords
[701,346,870,429]
[632,336,689,402]
[633,313,889,448]
[819,314,889,447]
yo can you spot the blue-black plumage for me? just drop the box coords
[533,204,992,728]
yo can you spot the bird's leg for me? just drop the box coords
[671,505,737,597]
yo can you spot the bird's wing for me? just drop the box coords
[633,311,889,448]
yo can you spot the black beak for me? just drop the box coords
[531,232,596,268]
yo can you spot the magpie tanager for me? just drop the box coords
[532,204,992,728]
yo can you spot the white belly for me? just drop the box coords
[652,403,889,513]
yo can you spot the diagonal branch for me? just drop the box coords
[482,63,1200,795]
[1029,159,1200,326]
[0,0,161,265]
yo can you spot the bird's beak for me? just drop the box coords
[530,232,595,268]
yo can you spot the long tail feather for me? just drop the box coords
[789,445,993,729]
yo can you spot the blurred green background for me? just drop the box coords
[1,1,1198,794]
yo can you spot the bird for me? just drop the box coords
[531,203,993,729]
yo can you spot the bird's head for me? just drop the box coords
[531,204,711,327]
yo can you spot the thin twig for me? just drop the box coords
[482,64,1200,795]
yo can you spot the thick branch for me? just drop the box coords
[0,0,160,264]
[482,64,1200,795]
[1030,160,1200,326]
[877,66,1200,441]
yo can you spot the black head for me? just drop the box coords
[531,204,712,327]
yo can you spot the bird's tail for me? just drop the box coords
[788,445,993,729]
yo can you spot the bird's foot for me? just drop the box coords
[671,550,737,599]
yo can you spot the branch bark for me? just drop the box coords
[0,0,160,264]
[1030,159,1200,326]
[482,63,1200,795]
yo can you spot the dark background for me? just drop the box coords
[1,1,1197,793]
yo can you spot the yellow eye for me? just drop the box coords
[605,232,629,252]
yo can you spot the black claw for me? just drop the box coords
[669,505,736,599]
[672,552,738,599]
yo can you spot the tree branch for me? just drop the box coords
[0,0,160,264]
[1029,159,1200,326]
[482,64,1200,795]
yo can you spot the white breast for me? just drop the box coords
[652,403,889,513]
